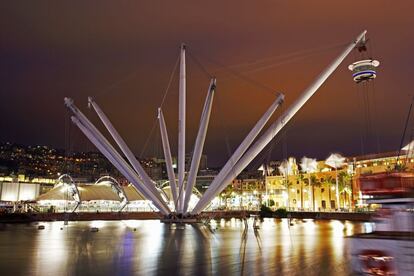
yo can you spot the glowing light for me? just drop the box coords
[90,220,106,228]
[34,222,68,275]
[363,222,374,233]
[278,157,297,176]
[344,221,354,236]
[300,157,318,173]
[330,220,344,233]
[325,153,345,169]
[123,220,141,229]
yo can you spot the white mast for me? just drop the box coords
[177,43,186,213]
[182,78,216,213]
[158,108,178,210]
[64,98,171,215]
[69,115,171,215]
[192,93,285,213]
[191,30,367,214]
[87,97,167,207]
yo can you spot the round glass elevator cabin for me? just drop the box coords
[348,59,380,83]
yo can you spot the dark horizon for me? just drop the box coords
[1,1,413,168]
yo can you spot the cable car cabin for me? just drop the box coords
[348,59,380,83]
[358,172,414,197]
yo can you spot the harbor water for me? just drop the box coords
[0,218,374,275]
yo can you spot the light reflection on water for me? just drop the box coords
[0,219,373,275]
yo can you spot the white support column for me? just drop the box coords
[87,97,167,207]
[158,108,178,210]
[192,93,285,213]
[183,78,216,213]
[64,98,171,214]
[71,116,170,215]
[192,30,367,214]
[177,43,186,213]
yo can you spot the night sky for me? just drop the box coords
[1,1,413,167]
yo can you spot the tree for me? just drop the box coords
[310,175,321,211]
[300,157,318,211]
[338,171,352,209]
[282,179,293,209]
[296,173,305,210]
[278,160,294,209]
[324,176,336,210]
[221,185,234,209]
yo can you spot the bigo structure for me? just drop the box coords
[64,30,367,220]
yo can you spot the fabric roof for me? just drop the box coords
[78,184,120,201]
[36,183,147,202]
[161,186,174,202]
[37,184,72,201]
[123,184,145,201]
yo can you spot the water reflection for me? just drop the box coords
[0,219,373,275]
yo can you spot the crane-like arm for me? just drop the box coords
[183,78,216,213]
[64,98,171,215]
[158,108,178,210]
[191,30,367,214]
[177,44,186,213]
[70,116,170,215]
[87,97,167,209]
[191,93,285,213]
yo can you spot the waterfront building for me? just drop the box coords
[263,144,414,211]
[0,174,56,212]
[265,165,343,211]
[216,177,265,211]
[1,141,414,213]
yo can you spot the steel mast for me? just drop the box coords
[177,43,186,213]
[191,93,285,213]
[192,30,368,214]
[158,108,178,210]
[65,98,171,215]
[182,78,216,213]
[87,97,168,208]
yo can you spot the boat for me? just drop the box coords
[348,172,414,275]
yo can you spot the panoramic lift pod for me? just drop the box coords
[348,59,380,83]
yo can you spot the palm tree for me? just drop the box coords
[310,175,320,211]
[300,157,318,211]
[325,153,345,210]
[338,171,352,209]
[324,176,335,210]
[282,179,293,209]
[222,185,234,210]
[278,160,294,209]
[296,173,306,210]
